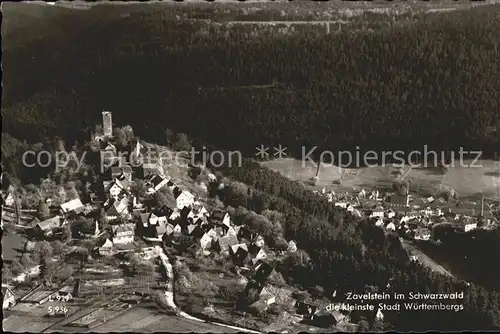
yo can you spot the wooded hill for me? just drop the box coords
[3,4,500,158]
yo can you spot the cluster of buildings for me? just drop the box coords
[315,187,499,243]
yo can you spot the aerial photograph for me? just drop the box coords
[1,0,500,332]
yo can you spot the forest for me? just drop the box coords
[3,4,500,159]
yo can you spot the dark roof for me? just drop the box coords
[149,175,165,188]
[254,261,273,282]
[156,205,174,217]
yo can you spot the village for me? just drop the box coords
[1,111,499,333]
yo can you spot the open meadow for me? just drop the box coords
[262,158,500,201]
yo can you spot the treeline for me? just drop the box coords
[3,5,500,157]
[207,153,500,330]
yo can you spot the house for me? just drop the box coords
[175,190,195,210]
[1,192,15,207]
[236,225,252,241]
[106,198,129,221]
[173,224,182,236]
[390,194,410,207]
[414,227,431,241]
[156,205,174,218]
[385,222,396,231]
[253,234,265,248]
[187,224,204,238]
[210,210,231,227]
[164,223,175,236]
[358,189,367,198]
[111,224,135,244]
[213,234,239,253]
[370,190,380,200]
[334,201,348,209]
[180,207,196,221]
[168,209,181,223]
[192,204,209,217]
[287,240,297,253]
[464,222,477,232]
[369,209,385,219]
[254,261,274,283]
[146,174,169,194]
[386,209,396,219]
[139,213,151,227]
[193,215,208,226]
[230,243,249,265]
[2,286,16,310]
[110,166,132,182]
[249,244,267,264]
[154,221,168,239]
[206,228,218,239]
[200,233,212,250]
[60,198,84,216]
[95,238,114,257]
[375,217,384,227]
[32,216,62,237]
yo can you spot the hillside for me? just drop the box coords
[2,3,500,157]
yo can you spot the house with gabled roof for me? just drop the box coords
[105,197,129,221]
[230,243,249,266]
[173,224,182,237]
[174,190,195,210]
[154,221,168,239]
[3,286,16,310]
[200,233,212,250]
[180,207,195,221]
[213,233,239,253]
[253,261,274,283]
[253,234,265,248]
[105,178,128,199]
[111,224,135,244]
[187,224,204,239]
[210,210,231,227]
[32,216,62,237]
[60,198,84,216]
[111,166,132,182]
[95,238,114,257]
[1,191,15,207]
[156,205,174,218]
[146,174,169,194]
[192,203,209,217]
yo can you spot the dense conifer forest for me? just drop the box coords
[3,4,500,157]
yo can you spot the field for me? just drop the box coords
[261,158,500,201]
[90,306,237,333]
[2,230,27,263]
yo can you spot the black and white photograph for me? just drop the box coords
[2,0,500,332]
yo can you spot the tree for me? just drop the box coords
[165,128,175,146]
[173,132,191,151]
[113,127,128,147]
[61,224,72,243]
[37,200,50,219]
[39,257,55,282]
[35,241,53,260]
